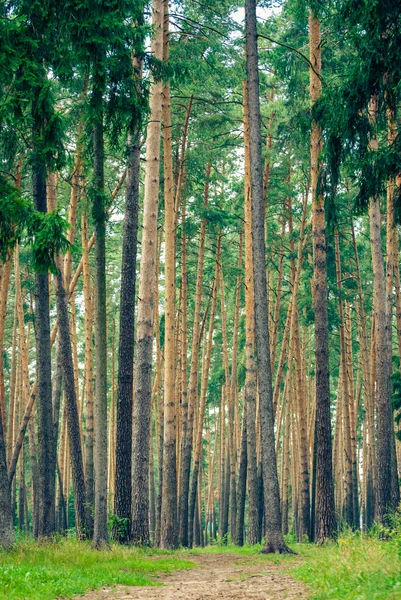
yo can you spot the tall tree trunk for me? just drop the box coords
[188,253,219,547]
[385,114,400,508]
[245,0,292,553]
[179,162,210,546]
[92,89,108,548]
[113,57,142,543]
[0,252,12,441]
[55,265,88,539]
[235,399,247,546]
[219,252,236,541]
[131,0,164,546]
[160,0,178,549]
[243,79,259,545]
[81,209,95,536]
[334,229,354,527]
[0,388,13,547]
[368,96,393,522]
[33,101,55,538]
[309,10,336,543]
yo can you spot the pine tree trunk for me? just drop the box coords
[0,252,12,441]
[131,0,164,546]
[33,103,55,538]
[113,65,142,543]
[219,254,236,542]
[334,229,354,527]
[243,79,259,545]
[179,162,210,546]
[369,195,393,521]
[384,128,400,508]
[189,254,218,547]
[55,266,88,539]
[309,11,336,543]
[0,391,13,547]
[160,0,178,549]
[235,399,247,546]
[92,94,109,548]
[245,0,292,553]
[81,210,94,536]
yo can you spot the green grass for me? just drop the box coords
[0,538,194,600]
[2,533,401,600]
[291,533,401,599]
[183,534,401,599]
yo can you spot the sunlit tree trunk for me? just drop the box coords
[131,0,164,546]
[243,79,260,545]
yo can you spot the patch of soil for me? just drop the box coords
[76,553,309,600]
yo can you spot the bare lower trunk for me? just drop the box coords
[114,129,141,544]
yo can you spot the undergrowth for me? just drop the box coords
[0,537,193,600]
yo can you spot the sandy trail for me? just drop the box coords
[77,553,308,600]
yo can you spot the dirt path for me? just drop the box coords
[78,553,309,600]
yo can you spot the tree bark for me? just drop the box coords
[92,93,108,548]
[245,0,292,553]
[243,79,259,545]
[179,162,210,546]
[55,267,88,539]
[131,0,164,546]
[309,10,336,543]
[113,60,142,542]
[33,101,55,538]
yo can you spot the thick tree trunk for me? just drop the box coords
[113,82,141,542]
[245,0,292,553]
[131,0,164,546]
[92,98,109,548]
[235,400,247,546]
[33,104,55,538]
[309,11,336,543]
[370,194,393,521]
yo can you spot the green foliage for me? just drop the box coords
[0,179,27,260]
[26,210,71,275]
[0,185,70,274]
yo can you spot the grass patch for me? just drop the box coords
[291,533,401,599]
[0,538,194,600]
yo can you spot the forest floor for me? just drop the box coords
[79,552,308,600]
[1,533,401,599]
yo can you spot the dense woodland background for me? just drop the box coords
[1,0,401,554]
